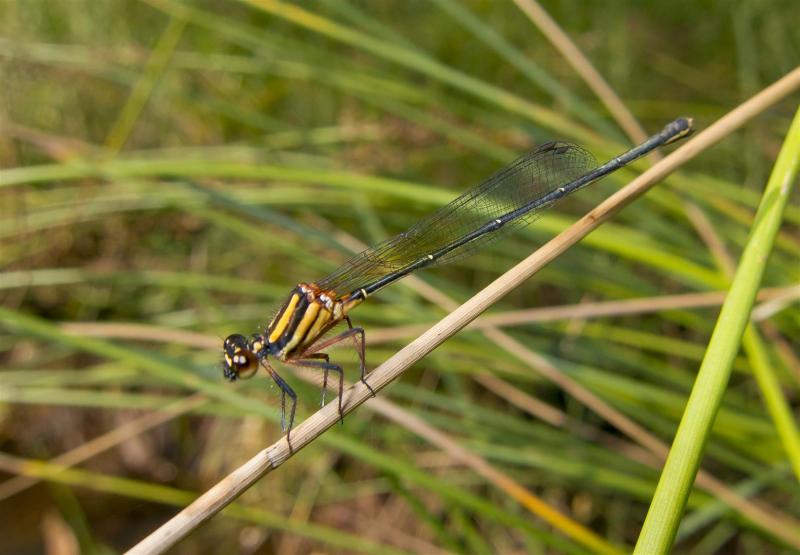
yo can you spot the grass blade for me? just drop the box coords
[635,105,800,553]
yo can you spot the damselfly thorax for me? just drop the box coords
[221,118,693,450]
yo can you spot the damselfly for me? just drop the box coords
[222,117,693,445]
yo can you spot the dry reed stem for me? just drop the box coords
[363,395,622,555]
[60,284,796,347]
[479,325,800,548]
[460,64,800,545]
[126,65,800,554]
[0,394,207,501]
[363,285,796,344]
[287,363,622,555]
[510,0,755,306]
[752,285,800,321]
[511,0,651,146]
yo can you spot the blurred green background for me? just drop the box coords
[1,1,799,554]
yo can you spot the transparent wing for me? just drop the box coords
[317,141,596,295]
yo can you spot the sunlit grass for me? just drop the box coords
[1,1,799,553]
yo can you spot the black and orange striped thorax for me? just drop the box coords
[258,283,363,361]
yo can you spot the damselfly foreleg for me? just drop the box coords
[262,358,297,452]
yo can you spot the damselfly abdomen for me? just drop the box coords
[222,118,693,448]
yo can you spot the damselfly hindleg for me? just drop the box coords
[345,316,375,397]
[304,324,375,396]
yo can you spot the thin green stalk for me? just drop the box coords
[104,16,186,153]
[635,107,800,553]
[742,326,800,482]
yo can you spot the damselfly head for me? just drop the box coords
[222,334,259,381]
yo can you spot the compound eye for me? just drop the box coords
[223,334,259,380]
[232,350,259,379]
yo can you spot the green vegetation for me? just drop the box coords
[1,1,798,553]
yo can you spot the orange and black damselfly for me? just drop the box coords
[222,117,693,446]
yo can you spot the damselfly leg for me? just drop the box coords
[345,316,376,397]
[303,323,375,397]
[288,354,344,424]
[295,352,336,407]
[261,358,297,451]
